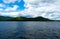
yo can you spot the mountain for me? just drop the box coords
[0,16,12,21]
[7,17,52,21]
[0,16,54,21]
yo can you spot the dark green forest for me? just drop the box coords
[0,16,58,21]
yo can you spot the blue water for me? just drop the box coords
[0,22,60,39]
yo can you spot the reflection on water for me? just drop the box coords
[0,22,60,39]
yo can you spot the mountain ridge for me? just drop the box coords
[0,16,54,21]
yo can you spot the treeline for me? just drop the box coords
[0,16,57,21]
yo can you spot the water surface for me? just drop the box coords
[0,22,60,39]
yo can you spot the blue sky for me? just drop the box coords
[0,0,60,20]
[0,0,25,11]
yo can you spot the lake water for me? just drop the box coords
[0,22,60,39]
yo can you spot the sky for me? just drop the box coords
[0,0,60,20]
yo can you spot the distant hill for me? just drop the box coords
[0,16,12,21]
[7,17,52,21]
[0,16,54,21]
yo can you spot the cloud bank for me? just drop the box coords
[23,0,60,20]
[0,0,60,20]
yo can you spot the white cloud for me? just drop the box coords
[22,0,60,20]
[0,8,4,11]
[0,3,6,11]
[18,0,21,2]
[0,12,20,17]
[0,3,6,8]
[0,3,19,12]
[3,0,21,4]
[0,0,20,12]
[0,11,29,17]
[5,5,19,12]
